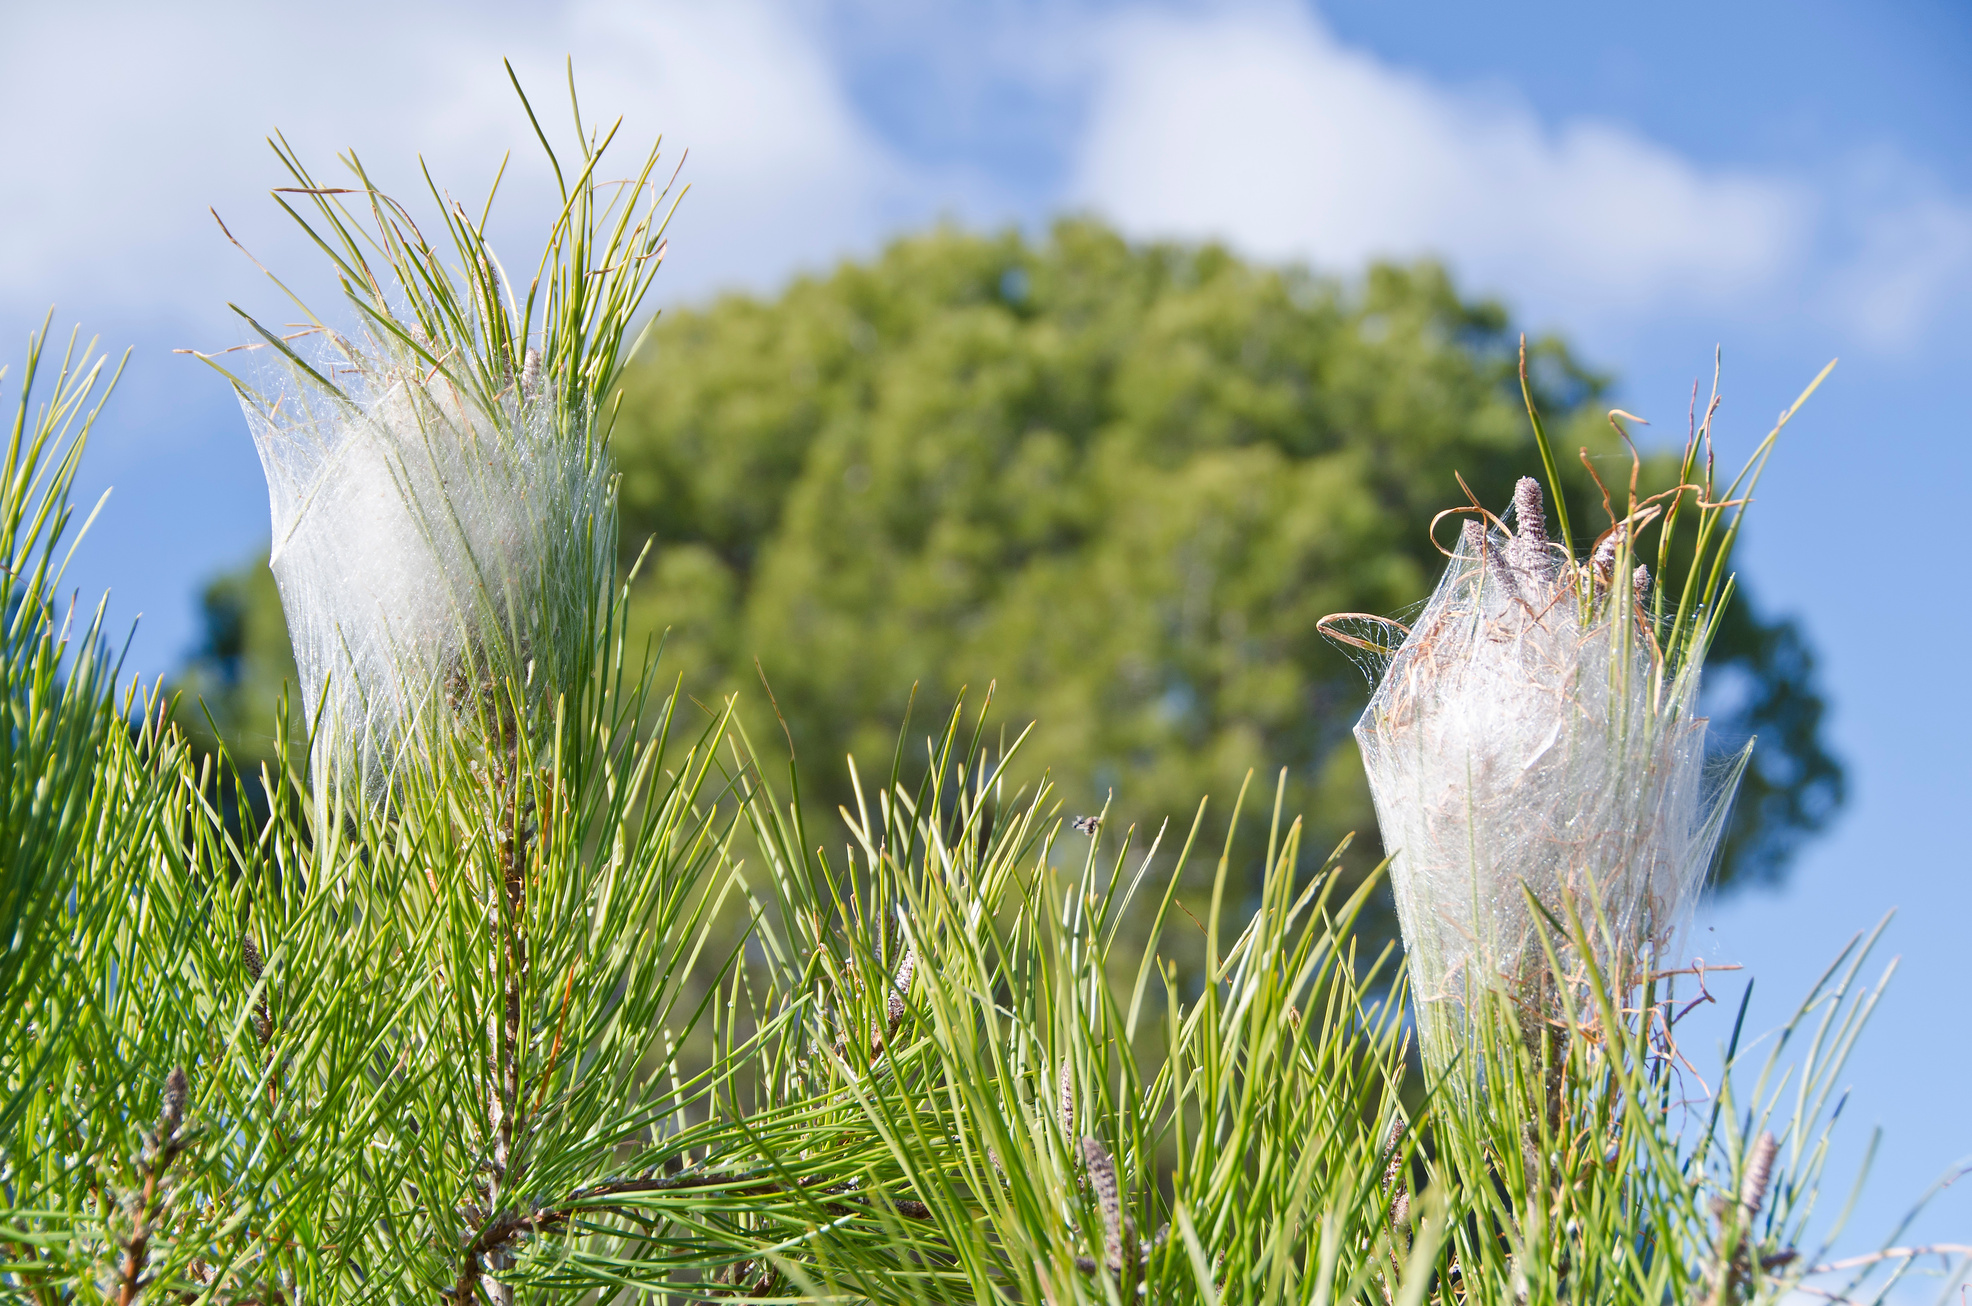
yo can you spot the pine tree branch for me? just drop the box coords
[118,1067,189,1306]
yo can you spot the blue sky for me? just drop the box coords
[4,0,1967,1274]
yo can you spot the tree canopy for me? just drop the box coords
[175,217,1840,895]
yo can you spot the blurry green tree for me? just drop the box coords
[173,555,298,759]
[174,218,1839,893]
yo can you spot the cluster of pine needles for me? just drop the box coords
[2,73,1965,1305]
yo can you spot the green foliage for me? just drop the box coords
[0,630,1947,1303]
[0,320,144,1123]
[15,86,1924,1306]
[717,710,1420,1302]
[612,225,1539,881]
[173,557,299,767]
[726,720,1916,1305]
[0,330,1948,1305]
[174,221,1842,899]
[592,219,1843,891]
[1418,895,1896,1306]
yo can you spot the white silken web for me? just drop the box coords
[1351,479,1747,1068]
[246,336,611,812]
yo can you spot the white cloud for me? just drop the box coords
[491,1,907,296]
[1818,159,1972,349]
[0,0,901,327]
[1070,4,1811,321]
[4,0,1967,357]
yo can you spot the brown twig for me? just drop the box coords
[1808,1245,1972,1274]
[452,1164,939,1293]
[118,1067,190,1306]
[531,963,578,1113]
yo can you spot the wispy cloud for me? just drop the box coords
[1065,3,1972,349]
[495,1,909,295]
[1817,152,1972,349]
[0,0,903,325]
[1069,4,1808,321]
[4,0,1967,355]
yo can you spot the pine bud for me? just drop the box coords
[242,936,272,1045]
[1081,1137,1124,1268]
[1381,1116,1408,1193]
[1592,523,1627,583]
[1740,1132,1778,1219]
[1058,1059,1074,1138]
[160,1066,188,1141]
[1508,476,1555,580]
[1383,1116,1412,1227]
[887,945,915,1031]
